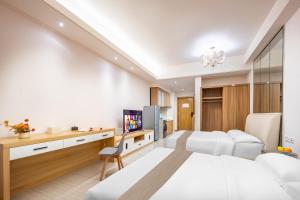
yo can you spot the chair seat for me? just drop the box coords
[99,147,118,156]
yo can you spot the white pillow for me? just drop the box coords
[227,129,262,143]
[255,153,300,183]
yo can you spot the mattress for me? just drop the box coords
[85,148,173,200]
[166,130,264,159]
[150,153,292,200]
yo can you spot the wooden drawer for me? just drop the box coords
[93,131,114,141]
[63,135,94,148]
[10,140,64,160]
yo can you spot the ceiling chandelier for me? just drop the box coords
[201,46,225,67]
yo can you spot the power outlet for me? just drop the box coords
[285,136,295,144]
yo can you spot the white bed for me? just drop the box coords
[166,113,281,159]
[85,147,300,200]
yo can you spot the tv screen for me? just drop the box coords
[123,110,142,133]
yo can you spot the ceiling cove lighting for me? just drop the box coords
[201,47,225,67]
[55,0,160,76]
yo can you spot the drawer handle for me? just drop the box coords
[33,146,48,151]
[102,134,109,137]
[138,143,142,146]
[76,139,85,142]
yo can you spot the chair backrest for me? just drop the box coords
[245,113,282,151]
[115,134,127,155]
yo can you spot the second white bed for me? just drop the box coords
[166,113,282,159]
[166,130,264,159]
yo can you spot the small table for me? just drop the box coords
[263,150,298,158]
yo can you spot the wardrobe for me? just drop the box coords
[201,84,250,132]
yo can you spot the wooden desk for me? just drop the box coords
[0,128,115,200]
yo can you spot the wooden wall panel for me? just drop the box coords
[260,83,270,113]
[270,83,281,112]
[236,85,250,131]
[222,86,237,132]
[254,84,261,113]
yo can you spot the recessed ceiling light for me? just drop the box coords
[59,22,64,27]
[130,66,134,70]
[114,56,118,60]
[181,88,185,91]
[174,81,177,84]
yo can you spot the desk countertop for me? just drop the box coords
[0,128,115,148]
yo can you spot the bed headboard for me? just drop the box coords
[245,113,281,151]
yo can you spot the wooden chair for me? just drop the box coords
[99,133,126,180]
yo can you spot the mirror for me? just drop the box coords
[253,29,283,113]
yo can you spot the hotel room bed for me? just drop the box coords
[166,113,281,159]
[85,147,300,200]
[166,130,264,159]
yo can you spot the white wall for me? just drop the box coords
[0,5,150,137]
[194,77,201,131]
[201,74,249,88]
[282,8,300,154]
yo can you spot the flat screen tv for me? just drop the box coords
[123,110,142,133]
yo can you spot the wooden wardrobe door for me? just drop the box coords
[253,83,261,113]
[261,83,270,113]
[269,83,281,112]
[222,86,237,132]
[202,102,223,131]
[236,85,250,131]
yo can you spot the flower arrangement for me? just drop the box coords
[1,119,35,139]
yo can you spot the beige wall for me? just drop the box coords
[0,4,150,137]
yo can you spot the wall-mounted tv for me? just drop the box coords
[123,110,142,133]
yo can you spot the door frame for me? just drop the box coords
[177,96,195,130]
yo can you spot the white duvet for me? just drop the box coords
[166,130,264,159]
[86,148,297,200]
[151,153,292,200]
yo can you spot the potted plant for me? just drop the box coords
[1,119,35,139]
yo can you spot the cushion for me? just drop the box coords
[227,129,262,143]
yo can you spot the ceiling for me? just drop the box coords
[4,0,295,93]
[56,0,276,72]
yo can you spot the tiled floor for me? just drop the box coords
[12,139,165,200]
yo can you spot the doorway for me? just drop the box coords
[177,97,194,130]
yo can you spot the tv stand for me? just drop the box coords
[115,130,154,156]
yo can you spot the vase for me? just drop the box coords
[18,132,30,139]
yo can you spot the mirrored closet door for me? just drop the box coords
[253,29,283,113]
